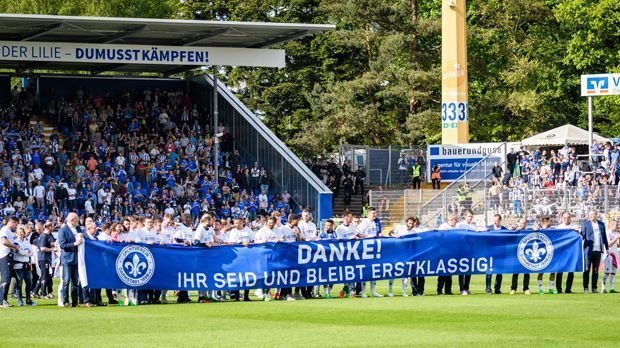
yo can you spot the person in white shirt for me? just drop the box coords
[193,215,216,247]
[84,198,95,217]
[253,216,279,301]
[356,208,382,298]
[67,186,77,210]
[357,208,379,238]
[115,218,140,306]
[258,191,269,211]
[334,212,358,298]
[388,217,422,297]
[171,214,193,304]
[227,218,253,246]
[33,166,44,181]
[555,212,579,294]
[335,212,358,241]
[139,217,157,244]
[276,215,300,302]
[171,215,193,246]
[34,181,46,210]
[436,213,458,295]
[228,218,252,302]
[295,211,319,298]
[159,215,176,246]
[192,214,219,303]
[510,218,532,295]
[118,218,140,243]
[164,203,176,217]
[318,219,337,298]
[0,216,20,308]
[455,210,478,295]
[12,226,36,306]
[298,209,317,242]
[535,215,557,294]
[254,216,282,244]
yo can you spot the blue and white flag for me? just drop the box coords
[80,229,583,291]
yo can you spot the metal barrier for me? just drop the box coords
[417,143,507,228]
[369,189,446,228]
[339,144,425,186]
[372,184,620,230]
[193,75,333,221]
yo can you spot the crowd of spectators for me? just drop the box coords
[482,143,620,222]
[0,84,301,230]
[310,160,367,206]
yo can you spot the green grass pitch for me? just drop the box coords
[1,275,618,347]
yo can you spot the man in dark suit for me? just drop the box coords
[581,210,609,294]
[57,212,84,307]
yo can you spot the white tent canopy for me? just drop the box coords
[521,124,609,146]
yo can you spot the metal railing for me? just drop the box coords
[194,75,333,221]
[374,184,620,230]
[369,189,446,228]
[338,144,425,186]
[417,143,507,227]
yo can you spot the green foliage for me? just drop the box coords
[0,0,177,18]
[556,0,620,137]
[180,0,620,156]
[3,0,620,156]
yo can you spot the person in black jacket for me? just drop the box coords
[55,182,68,210]
[342,175,354,205]
[354,166,366,196]
[33,222,55,299]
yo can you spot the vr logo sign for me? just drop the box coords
[581,74,620,96]
[586,77,608,94]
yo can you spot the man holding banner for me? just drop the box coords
[510,218,531,295]
[278,214,300,302]
[456,210,478,295]
[254,216,280,301]
[486,214,507,295]
[536,216,557,295]
[336,211,358,298]
[356,207,383,298]
[437,214,457,295]
[228,218,254,302]
[555,212,579,294]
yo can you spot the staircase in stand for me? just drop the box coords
[331,192,365,217]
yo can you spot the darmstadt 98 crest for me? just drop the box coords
[116,245,155,287]
[517,233,554,272]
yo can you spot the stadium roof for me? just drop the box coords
[0,13,334,76]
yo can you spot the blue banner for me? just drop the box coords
[82,229,583,291]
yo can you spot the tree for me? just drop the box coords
[0,0,177,18]
[466,0,577,141]
[556,0,620,137]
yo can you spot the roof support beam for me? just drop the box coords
[249,30,308,48]
[163,66,197,77]
[99,25,148,44]
[177,28,230,46]
[89,64,126,76]
[19,22,64,41]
